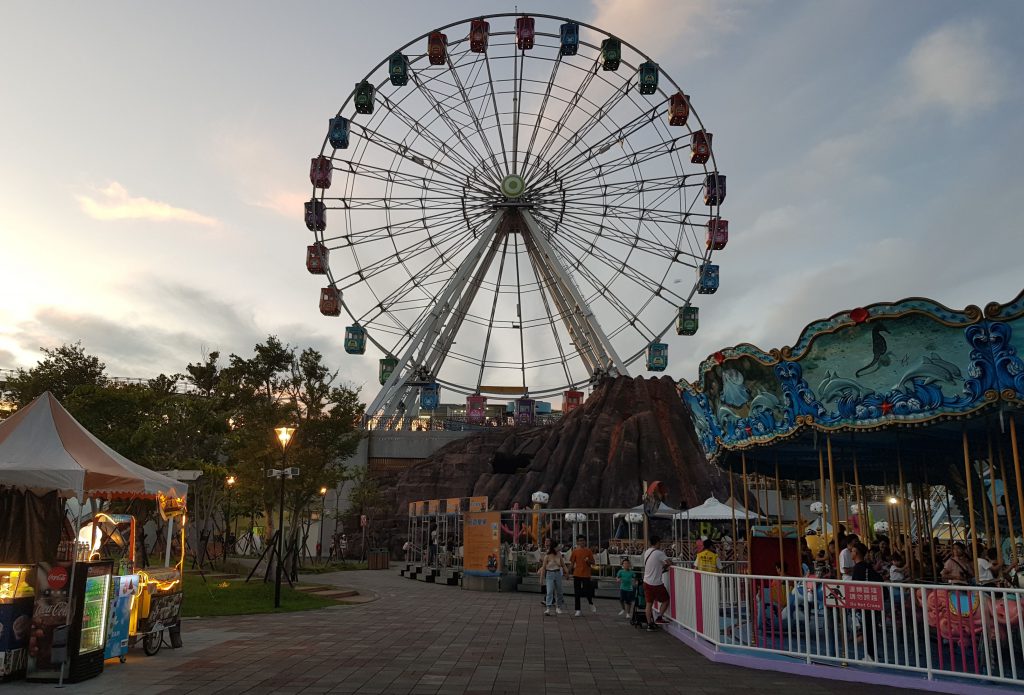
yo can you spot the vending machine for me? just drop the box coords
[26,560,113,683]
[0,565,34,680]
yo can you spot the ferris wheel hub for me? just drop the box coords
[501,174,526,198]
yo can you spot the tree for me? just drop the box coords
[7,342,106,405]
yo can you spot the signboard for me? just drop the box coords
[414,501,425,516]
[427,499,439,514]
[463,511,501,575]
[823,582,884,611]
[468,496,488,513]
[408,502,415,517]
[445,498,462,514]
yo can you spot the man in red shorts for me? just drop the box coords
[643,534,671,631]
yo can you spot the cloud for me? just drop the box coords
[900,19,1005,121]
[250,189,308,218]
[590,0,745,61]
[76,182,219,226]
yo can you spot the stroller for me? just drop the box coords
[630,571,648,628]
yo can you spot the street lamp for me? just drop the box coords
[271,426,297,608]
[224,475,237,560]
[318,486,328,562]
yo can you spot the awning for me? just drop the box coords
[0,392,188,499]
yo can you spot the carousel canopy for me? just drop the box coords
[0,392,188,499]
[673,496,760,520]
[680,290,1024,482]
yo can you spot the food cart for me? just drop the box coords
[0,392,188,683]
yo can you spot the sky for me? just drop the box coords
[2,0,1023,399]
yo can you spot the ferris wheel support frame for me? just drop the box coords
[520,210,627,376]
[365,210,507,423]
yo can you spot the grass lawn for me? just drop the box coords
[298,561,368,574]
[181,573,338,617]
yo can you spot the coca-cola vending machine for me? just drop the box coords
[26,560,113,683]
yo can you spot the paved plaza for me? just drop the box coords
[10,570,915,695]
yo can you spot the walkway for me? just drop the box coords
[11,570,915,695]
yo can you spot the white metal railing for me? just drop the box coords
[668,566,1024,686]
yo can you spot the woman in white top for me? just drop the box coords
[540,540,569,615]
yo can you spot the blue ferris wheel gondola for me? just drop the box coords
[328,116,350,149]
[344,324,366,354]
[420,382,440,411]
[646,342,668,371]
[638,61,659,94]
[389,52,408,86]
[559,22,579,55]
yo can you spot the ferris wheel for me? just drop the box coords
[304,12,727,423]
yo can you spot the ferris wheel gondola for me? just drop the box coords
[303,12,729,423]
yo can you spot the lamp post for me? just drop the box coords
[318,486,328,563]
[224,475,237,561]
[273,426,297,608]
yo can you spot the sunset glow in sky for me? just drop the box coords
[2,0,1022,395]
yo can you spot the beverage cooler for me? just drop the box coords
[0,565,35,681]
[26,560,113,683]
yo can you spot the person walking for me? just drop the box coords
[616,558,635,618]
[570,535,596,616]
[540,540,569,616]
[643,535,672,631]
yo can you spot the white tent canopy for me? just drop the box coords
[624,502,680,519]
[673,497,761,521]
[0,392,188,499]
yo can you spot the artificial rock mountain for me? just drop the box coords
[391,375,727,513]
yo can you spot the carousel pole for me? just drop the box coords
[1011,416,1024,565]
[818,447,828,540]
[898,455,915,579]
[913,481,927,573]
[742,452,752,567]
[999,442,1019,566]
[842,471,851,533]
[988,431,1002,563]
[962,428,981,574]
[853,455,866,541]
[774,461,785,574]
[795,476,804,537]
[975,447,992,550]
[923,465,939,581]
[729,461,738,559]
[826,436,842,574]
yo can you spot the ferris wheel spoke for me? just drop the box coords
[535,78,638,178]
[475,235,511,392]
[445,52,508,182]
[324,196,489,212]
[526,56,600,181]
[481,51,511,175]
[352,121,492,194]
[334,222,473,289]
[533,207,688,265]
[326,207,468,247]
[551,172,705,202]
[544,220,690,306]
[408,64,503,188]
[529,102,662,193]
[329,158,472,198]
[373,93,493,183]
[518,52,562,179]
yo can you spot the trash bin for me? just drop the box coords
[368,548,390,570]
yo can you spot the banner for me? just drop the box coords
[463,511,501,575]
[414,501,425,516]
[468,496,488,512]
[408,502,415,517]
[445,498,461,514]
[427,499,439,514]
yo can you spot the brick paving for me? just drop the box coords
[8,570,916,695]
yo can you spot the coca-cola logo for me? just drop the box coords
[47,567,68,590]
[32,600,70,621]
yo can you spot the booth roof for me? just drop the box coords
[0,392,188,499]
[672,496,761,520]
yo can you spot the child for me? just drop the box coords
[889,551,907,582]
[616,558,635,618]
[814,550,831,579]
